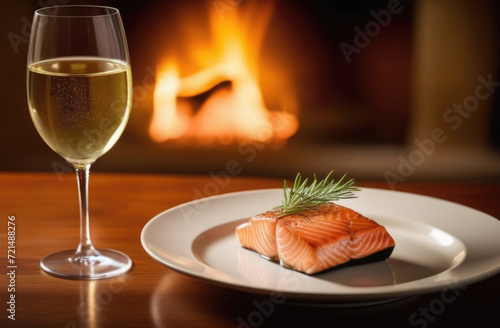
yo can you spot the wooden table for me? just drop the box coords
[1,172,499,328]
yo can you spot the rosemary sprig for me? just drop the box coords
[274,171,359,216]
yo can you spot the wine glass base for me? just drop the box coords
[40,249,132,280]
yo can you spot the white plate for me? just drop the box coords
[141,188,500,304]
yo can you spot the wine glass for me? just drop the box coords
[27,5,132,279]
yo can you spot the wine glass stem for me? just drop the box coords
[74,164,99,259]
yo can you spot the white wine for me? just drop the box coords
[28,56,132,164]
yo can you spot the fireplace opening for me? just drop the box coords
[121,0,415,149]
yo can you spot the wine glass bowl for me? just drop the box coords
[27,5,132,279]
[28,57,131,165]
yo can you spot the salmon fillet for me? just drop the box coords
[235,203,395,274]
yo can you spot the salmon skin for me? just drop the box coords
[235,203,395,274]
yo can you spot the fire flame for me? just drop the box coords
[149,1,299,145]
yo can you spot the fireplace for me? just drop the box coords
[3,0,500,182]
[95,0,500,181]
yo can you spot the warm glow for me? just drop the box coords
[149,1,299,145]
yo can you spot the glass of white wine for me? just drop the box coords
[27,5,132,279]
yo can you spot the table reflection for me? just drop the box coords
[64,276,131,328]
[150,273,254,328]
